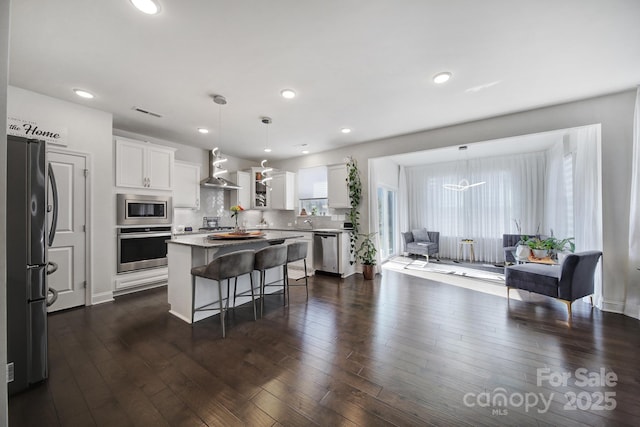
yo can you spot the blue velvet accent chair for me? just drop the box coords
[505,250,602,320]
[402,229,439,261]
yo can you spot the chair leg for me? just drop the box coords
[260,270,265,318]
[217,280,226,338]
[590,295,594,307]
[249,272,257,321]
[233,276,238,309]
[191,275,197,324]
[303,259,308,299]
[506,286,511,300]
[283,265,289,305]
[559,299,572,321]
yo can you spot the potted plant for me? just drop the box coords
[346,157,362,264]
[549,236,575,262]
[515,235,532,260]
[526,237,549,259]
[356,232,377,279]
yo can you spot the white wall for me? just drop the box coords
[8,86,115,305]
[372,158,399,189]
[278,90,638,319]
[1,0,11,422]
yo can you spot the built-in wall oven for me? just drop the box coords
[116,194,173,273]
[117,226,172,273]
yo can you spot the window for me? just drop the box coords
[377,186,397,260]
[298,166,329,216]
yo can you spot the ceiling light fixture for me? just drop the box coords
[211,147,228,176]
[130,0,160,15]
[433,72,452,84]
[341,127,352,134]
[302,150,309,155]
[280,89,296,99]
[197,128,209,134]
[73,89,94,99]
[260,160,273,184]
[443,145,486,191]
[261,117,272,153]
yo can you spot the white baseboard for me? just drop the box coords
[623,304,640,320]
[91,290,114,305]
[600,298,625,314]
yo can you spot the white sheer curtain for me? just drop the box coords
[406,151,546,262]
[368,159,383,272]
[627,88,640,312]
[544,135,572,239]
[571,125,603,305]
[398,166,409,254]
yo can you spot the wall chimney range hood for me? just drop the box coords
[200,149,241,189]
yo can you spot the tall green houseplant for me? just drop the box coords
[346,157,362,264]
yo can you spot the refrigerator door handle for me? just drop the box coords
[46,261,58,276]
[48,163,59,247]
[46,288,59,307]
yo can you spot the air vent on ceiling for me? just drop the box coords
[132,106,163,118]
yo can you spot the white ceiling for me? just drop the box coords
[8,0,640,161]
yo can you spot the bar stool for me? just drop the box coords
[190,250,255,338]
[284,241,309,302]
[253,244,288,317]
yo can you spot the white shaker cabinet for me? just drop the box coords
[228,170,251,208]
[174,161,200,209]
[327,164,350,208]
[271,171,296,210]
[115,137,175,191]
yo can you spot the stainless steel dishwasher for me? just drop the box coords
[313,231,339,273]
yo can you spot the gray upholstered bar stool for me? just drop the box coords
[284,241,309,302]
[253,244,288,317]
[190,250,255,338]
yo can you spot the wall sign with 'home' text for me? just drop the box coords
[7,117,68,146]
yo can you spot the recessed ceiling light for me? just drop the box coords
[197,128,209,134]
[341,128,352,134]
[130,0,160,15]
[433,72,452,84]
[73,89,94,99]
[264,148,272,153]
[280,89,296,99]
[302,150,309,154]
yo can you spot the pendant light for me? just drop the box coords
[200,95,241,189]
[443,145,486,191]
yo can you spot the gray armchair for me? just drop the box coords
[402,229,439,261]
[505,250,602,320]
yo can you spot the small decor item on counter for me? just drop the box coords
[300,208,307,216]
[311,206,318,216]
[230,205,245,232]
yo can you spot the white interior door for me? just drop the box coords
[47,150,88,312]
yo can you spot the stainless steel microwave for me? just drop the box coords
[116,194,173,225]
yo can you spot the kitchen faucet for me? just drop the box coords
[304,219,313,228]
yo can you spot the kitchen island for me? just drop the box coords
[166,232,302,323]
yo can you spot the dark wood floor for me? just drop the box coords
[9,269,640,426]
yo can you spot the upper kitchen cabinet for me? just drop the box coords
[228,170,251,208]
[115,137,175,191]
[327,164,349,208]
[271,171,296,210]
[174,161,200,209]
[250,167,269,209]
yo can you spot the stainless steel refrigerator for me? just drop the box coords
[6,135,58,395]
